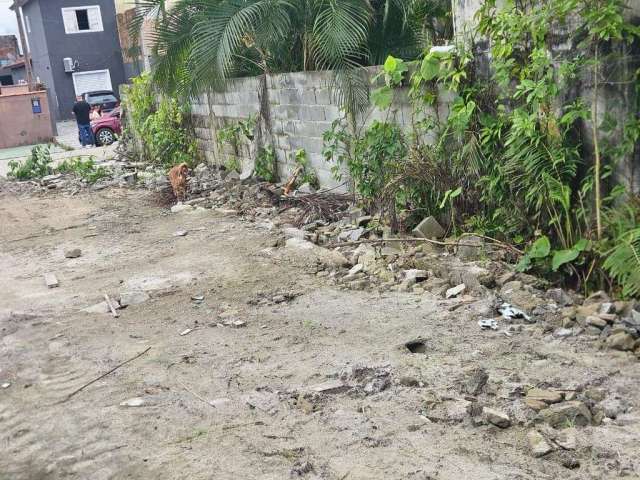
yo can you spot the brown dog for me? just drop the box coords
[168,163,189,202]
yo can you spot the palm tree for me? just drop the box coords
[131,0,451,113]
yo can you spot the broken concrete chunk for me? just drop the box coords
[463,368,489,396]
[528,430,553,457]
[526,388,563,405]
[412,216,445,239]
[285,238,350,268]
[605,331,635,351]
[547,288,573,306]
[119,290,150,307]
[44,273,59,288]
[525,398,548,411]
[537,401,591,428]
[445,283,466,299]
[64,248,82,258]
[404,269,428,282]
[553,428,577,450]
[82,300,121,314]
[585,315,607,329]
[348,264,364,276]
[456,235,486,261]
[348,227,366,242]
[483,407,511,428]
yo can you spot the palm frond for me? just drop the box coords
[311,0,372,70]
[604,227,640,297]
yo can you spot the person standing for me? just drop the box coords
[72,95,94,148]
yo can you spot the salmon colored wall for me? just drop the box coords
[0,89,54,148]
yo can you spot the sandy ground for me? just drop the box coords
[1,184,639,480]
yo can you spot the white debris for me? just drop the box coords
[119,397,146,407]
[446,283,466,299]
[478,319,498,330]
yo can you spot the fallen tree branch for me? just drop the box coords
[59,347,151,403]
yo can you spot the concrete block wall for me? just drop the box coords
[188,67,433,189]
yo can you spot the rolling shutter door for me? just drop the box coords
[72,70,112,95]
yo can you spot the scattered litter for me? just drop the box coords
[104,293,120,318]
[173,230,188,237]
[44,273,59,288]
[191,294,205,302]
[446,283,466,299]
[1,382,10,389]
[498,303,531,322]
[478,319,498,330]
[180,328,194,336]
[502,329,513,337]
[119,397,146,407]
[231,320,247,328]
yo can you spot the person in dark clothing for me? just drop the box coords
[72,95,94,148]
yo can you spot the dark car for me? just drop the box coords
[91,107,122,146]
[83,90,120,113]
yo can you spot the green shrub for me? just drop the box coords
[121,73,197,169]
[8,145,52,180]
[56,157,108,184]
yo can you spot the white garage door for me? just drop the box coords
[72,69,112,95]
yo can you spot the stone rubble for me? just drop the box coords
[6,160,640,475]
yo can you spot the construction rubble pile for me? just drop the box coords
[168,163,640,359]
[4,160,640,358]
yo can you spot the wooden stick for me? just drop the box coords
[60,347,151,403]
[177,379,216,408]
[104,293,119,318]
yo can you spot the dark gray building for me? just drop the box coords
[11,0,126,120]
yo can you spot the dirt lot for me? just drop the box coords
[1,183,639,480]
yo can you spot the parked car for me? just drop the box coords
[91,107,121,146]
[83,90,120,113]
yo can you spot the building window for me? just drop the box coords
[61,6,103,34]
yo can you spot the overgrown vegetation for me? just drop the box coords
[293,149,319,189]
[8,145,53,180]
[323,0,640,296]
[121,73,197,169]
[8,146,108,184]
[255,146,277,182]
[56,157,108,183]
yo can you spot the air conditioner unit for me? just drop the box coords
[63,57,74,72]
